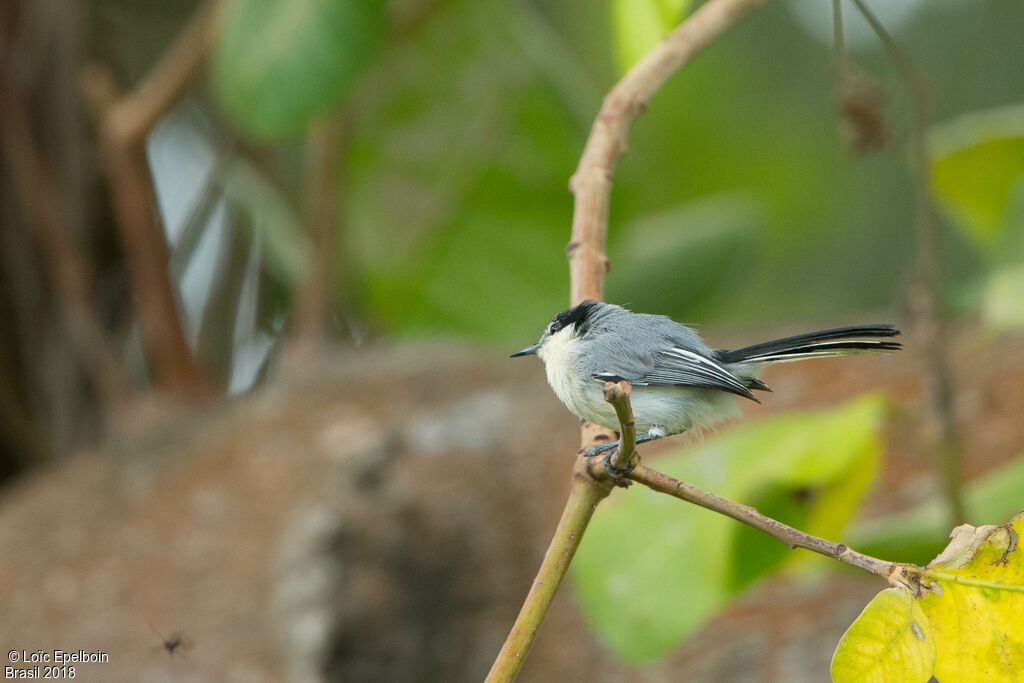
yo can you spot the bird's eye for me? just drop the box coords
[549,321,562,334]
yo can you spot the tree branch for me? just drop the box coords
[0,48,131,404]
[848,0,965,525]
[627,464,897,578]
[80,0,222,397]
[583,387,926,595]
[484,462,612,682]
[284,110,350,366]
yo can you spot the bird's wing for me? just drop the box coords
[593,346,758,402]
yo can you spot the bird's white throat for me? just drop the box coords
[537,327,589,418]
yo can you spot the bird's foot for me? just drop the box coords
[582,440,619,458]
[603,450,635,488]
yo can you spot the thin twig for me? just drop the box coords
[484,462,612,683]
[849,0,965,524]
[602,380,639,482]
[627,464,898,579]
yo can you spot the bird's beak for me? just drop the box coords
[510,343,541,358]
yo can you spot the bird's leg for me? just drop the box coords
[582,431,664,458]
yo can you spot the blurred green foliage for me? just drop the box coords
[571,394,888,662]
[212,0,385,139]
[193,0,1024,347]
[851,454,1024,566]
[929,104,1024,332]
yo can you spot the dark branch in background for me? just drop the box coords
[284,111,350,366]
[846,0,965,524]
[0,18,130,405]
[832,0,890,155]
[79,0,222,397]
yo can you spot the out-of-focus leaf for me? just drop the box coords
[850,453,1024,566]
[919,511,1024,682]
[983,263,1024,333]
[221,159,310,287]
[211,0,384,139]
[830,588,936,683]
[930,104,1024,248]
[572,394,887,662]
[350,0,580,343]
[607,194,762,320]
[611,0,690,74]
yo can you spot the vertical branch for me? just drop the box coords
[567,0,771,306]
[80,0,222,397]
[484,463,612,682]
[849,0,966,524]
[0,48,130,404]
[285,111,349,364]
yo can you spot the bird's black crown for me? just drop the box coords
[549,301,600,336]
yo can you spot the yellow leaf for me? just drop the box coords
[831,587,936,683]
[919,511,1024,682]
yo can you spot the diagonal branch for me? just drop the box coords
[484,462,612,683]
[80,0,222,397]
[582,388,924,595]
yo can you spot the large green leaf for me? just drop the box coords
[930,104,1024,249]
[212,0,384,139]
[572,394,887,662]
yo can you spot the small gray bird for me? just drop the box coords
[511,301,901,458]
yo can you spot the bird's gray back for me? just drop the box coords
[576,305,712,380]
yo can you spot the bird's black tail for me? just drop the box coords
[717,324,901,365]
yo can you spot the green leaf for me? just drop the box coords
[572,394,887,662]
[212,0,385,140]
[930,104,1024,249]
[611,0,690,74]
[350,0,580,344]
[830,588,936,683]
[919,511,1024,682]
